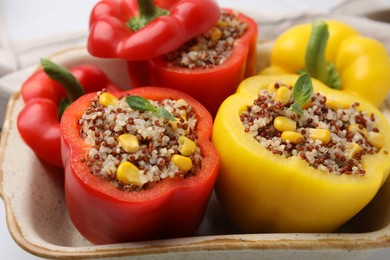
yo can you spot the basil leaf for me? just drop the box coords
[291,103,304,116]
[291,73,313,115]
[126,95,156,112]
[125,95,175,121]
[156,108,176,121]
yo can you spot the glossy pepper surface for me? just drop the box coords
[87,0,221,60]
[128,8,258,117]
[17,61,121,167]
[261,20,390,107]
[212,74,390,233]
[60,87,219,244]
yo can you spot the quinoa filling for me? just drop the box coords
[240,82,385,176]
[164,10,247,69]
[78,91,202,192]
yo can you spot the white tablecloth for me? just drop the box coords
[2,0,390,259]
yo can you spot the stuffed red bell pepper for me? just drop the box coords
[17,59,121,167]
[60,87,219,244]
[87,0,221,60]
[128,8,258,116]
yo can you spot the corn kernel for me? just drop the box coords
[179,110,187,120]
[309,128,331,144]
[325,99,350,110]
[209,27,222,41]
[170,118,190,134]
[190,44,203,51]
[176,98,188,107]
[345,142,362,160]
[367,131,384,148]
[118,134,139,153]
[176,99,188,119]
[281,131,304,144]
[116,162,142,186]
[216,20,229,28]
[178,136,196,156]
[99,93,118,107]
[348,124,367,137]
[274,86,291,105]
[267,83,277,92]
[301,100,312,110]
[274,116,296,132]
[170,119,178,130]
[171,154,192,172]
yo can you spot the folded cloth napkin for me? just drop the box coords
[0,7,17,77]
[256,12,390,49]
[0,33,87,131]
[0,48,17,77]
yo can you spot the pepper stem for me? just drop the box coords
[305,21,341,89]
[138,0,156,16]
[128,0,169,31]
[40,58,85,117]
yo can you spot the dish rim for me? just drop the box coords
[1,46,390,258]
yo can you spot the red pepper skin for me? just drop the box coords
[17,65,121,167]
[127,8,258,117]
[60,87,219,244]
[87,0,221,60]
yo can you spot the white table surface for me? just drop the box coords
[1,0,390,259]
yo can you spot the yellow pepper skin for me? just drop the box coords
[212,74,390,233]
[261,20,390,107]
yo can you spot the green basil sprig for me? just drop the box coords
[126,95,175,121]
[290,73,313,115]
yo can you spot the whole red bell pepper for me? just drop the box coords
[128,8,258,117]
[17,59,121,167]
[60,87,219,244]
[87,0,221,60]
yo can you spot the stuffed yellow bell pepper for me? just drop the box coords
[261,20,390,107]
[212,73,390,233]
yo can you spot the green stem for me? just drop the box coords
[41,58,85,103]
[40,58,85,117]
[305,21,329,85]
[137,0,156,17]
[128,0,169,31]
[305,21,341,89]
